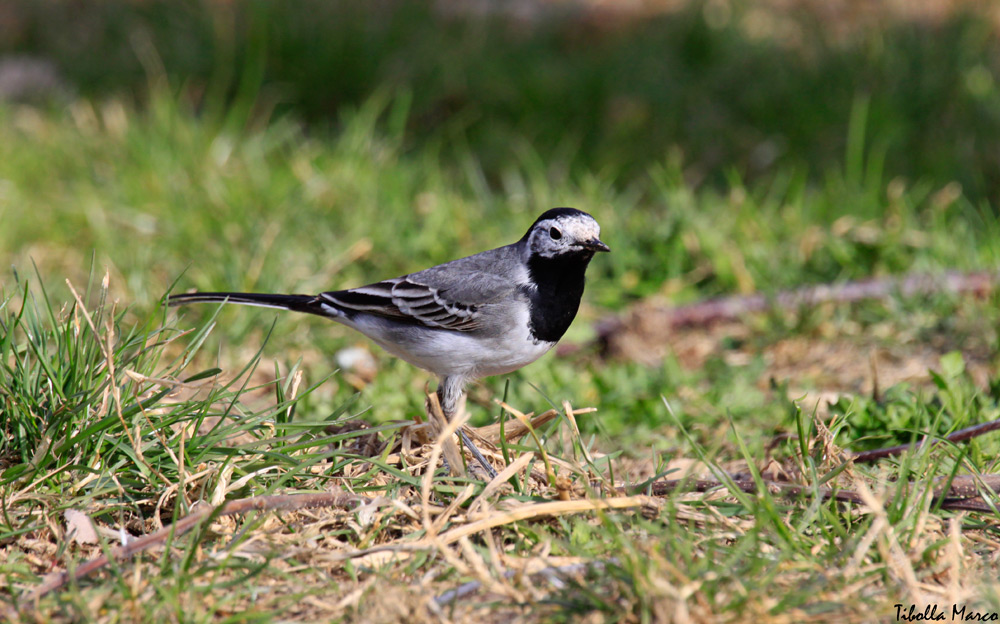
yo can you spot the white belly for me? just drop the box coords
[339,307,555,379]
[411,329,554,377]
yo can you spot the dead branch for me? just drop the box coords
[595,270,998,342]
[850,417,1000,463]
[636,474,998,513]
[28,492,363,601]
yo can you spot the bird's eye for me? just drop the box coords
[549,227,562,240]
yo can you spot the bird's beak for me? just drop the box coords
[581,238,611,253]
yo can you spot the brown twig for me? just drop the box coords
[850,418,1000,463]
[636,412,1000,510]
[936,474,1000,500]
[594,270,998,341]
[636,474,998,513]
[28,492,363,601]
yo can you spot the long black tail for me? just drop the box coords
[167,291,331,318]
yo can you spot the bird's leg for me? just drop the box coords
[437,376,498,479]
[436,375,465,420]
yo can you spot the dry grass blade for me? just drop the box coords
[495,401,557,485]
[476,407,596,445]
[422,391,470,538]
[123,369,211,389]
[425,391,466,477]
[468,452,535,516]
[431,484,477,536]
[65,278,152,479]
[435,495,657,546]
[562,400,595,466]
[851,476,922,600]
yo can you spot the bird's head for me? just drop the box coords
[522,207,610,260]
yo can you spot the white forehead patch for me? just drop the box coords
[540,214,600,241]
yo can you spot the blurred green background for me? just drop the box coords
[5,0,1000,198]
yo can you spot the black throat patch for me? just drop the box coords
[523,250,594,343]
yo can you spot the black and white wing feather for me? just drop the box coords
[318,279,477,330]
[319,250,520,332]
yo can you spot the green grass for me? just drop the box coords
[2,92,1000,622]
[3,92,998,435]
[3,4,1000,620]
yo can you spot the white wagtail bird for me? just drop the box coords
[168,207,609,475]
